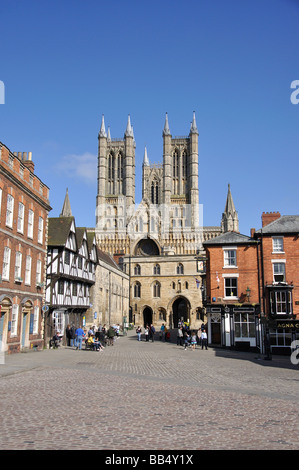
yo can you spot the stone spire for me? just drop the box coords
[163,112,171,136]
[107,126,111,141]
[190,111,198,134]
[143,146,149,166]
[125,114,134,137]
[99,114,107,138]
[60,188,72,217]
[221,184,239,232]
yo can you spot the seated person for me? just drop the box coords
[51,332,60,348]
[87,335,104,351]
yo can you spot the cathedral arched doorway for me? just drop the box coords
[172,297,190,328]
[143,306,153,327]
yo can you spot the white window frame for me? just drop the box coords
[223,248,237,267]
[272,237,284,253]
[2,246,11,280]
[25,255,32,285]
[17,202,25,234]
[27,209,34,239]
[38,216,44,244]
[234,313,256,338]
[11,304,19,336]
[6,194,14,228]
[272,261,286,283]
[33,306,39,334]
[223,275,238,299]
[36,259,42,284]
[14,251,22,280]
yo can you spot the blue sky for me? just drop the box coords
[0,0,298,235]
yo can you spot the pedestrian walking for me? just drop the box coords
[191,331,197,350]
[136,326,142,341]
[75,325,85,350]
[201,329,208,350]
[183,330,190,350]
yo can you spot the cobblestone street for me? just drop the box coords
[0,330,298,451]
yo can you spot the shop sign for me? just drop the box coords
[276,321,299,330]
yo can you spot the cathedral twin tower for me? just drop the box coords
[95,112,238,256]
[96,112,201,253]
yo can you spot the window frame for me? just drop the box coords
[6,194,14,228]
[224,276,238,299]
[223,248,237,267]
[2,246,11,280]
[272,261,286,283]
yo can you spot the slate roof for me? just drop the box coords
[97,247,120,269]
[255,215,299,234]
[203,231,256,245]
[48,217,74,247]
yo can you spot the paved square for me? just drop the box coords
[0,330,298,450]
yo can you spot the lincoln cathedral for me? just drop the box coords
[92,112,239,329]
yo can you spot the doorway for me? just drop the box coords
[143,307,153,327]
[172,297,189,328]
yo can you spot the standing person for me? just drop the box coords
[66,324,71,346]
[149,324,155,342]
[197,328,202,347]
[75,325,85,350]
[144,324,149,342]
[191,331,197,350]
[177,326,183,346]
[70,324,76,348]
[201,329,208,350]
[160,323,165,341]
[136,326,142,341]
[107,325,115,346]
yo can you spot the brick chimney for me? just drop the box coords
[262,212,281,227]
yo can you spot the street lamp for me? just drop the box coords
[246,286,251,302]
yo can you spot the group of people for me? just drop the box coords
[65,323,121,351]
[177,323,208,350]
[135,322,208,350]
[136,324,156,342]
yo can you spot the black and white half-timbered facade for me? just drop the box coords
[45,213,98,345]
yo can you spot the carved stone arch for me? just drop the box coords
[133,236,161,256]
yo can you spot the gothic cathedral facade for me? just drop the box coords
[94,113,238,329]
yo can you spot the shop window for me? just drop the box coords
[234,313,255,338]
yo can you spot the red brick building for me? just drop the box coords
[254,212,299,354]
[203,231,261,351]
[0,142,51,354]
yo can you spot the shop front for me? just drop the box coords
[206,304,261,351]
